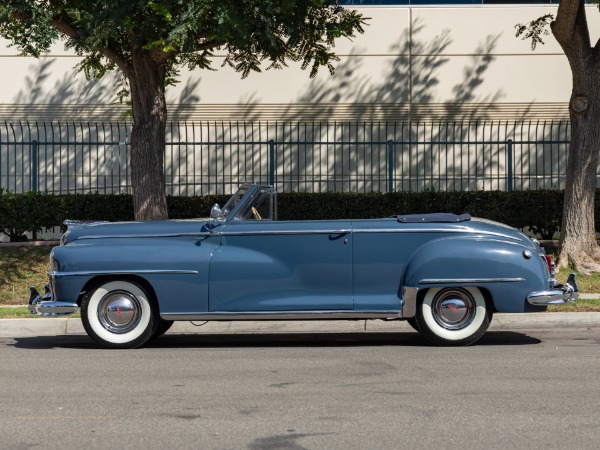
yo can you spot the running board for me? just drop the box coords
[161,311,402,321]
[162,288,418,321]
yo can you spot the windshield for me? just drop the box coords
[215,184,276,221]
[236,187,274,220]
[221,185,251,217]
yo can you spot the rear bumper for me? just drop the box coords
[28,285,78,316]
[527,273,579,306]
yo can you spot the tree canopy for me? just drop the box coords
[0,1,366,219]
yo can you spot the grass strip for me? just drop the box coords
[549,298,600,312]
[0,306,81,319]
[1,246,52,305]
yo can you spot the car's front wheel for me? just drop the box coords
[414,287,492,346]
[81,280,159,349]
[152,319,174,340]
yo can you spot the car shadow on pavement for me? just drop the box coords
[8,331,541,350]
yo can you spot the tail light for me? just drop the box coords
[544,255,553,273]
[542,254,556,282]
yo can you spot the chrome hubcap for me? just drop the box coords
[431,288,476,330]
[97,290,141,334]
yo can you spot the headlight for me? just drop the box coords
[49,249,59,271]
[60,231,70,246]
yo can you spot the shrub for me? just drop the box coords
[0,190,60,241]
[0,189,587,241]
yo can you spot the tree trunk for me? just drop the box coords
[128,50,169,221]
[556,88,600,274]
[552,0,600,274]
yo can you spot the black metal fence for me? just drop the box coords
[0,120,575,196]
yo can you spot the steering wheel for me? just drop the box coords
[251,207,262,220]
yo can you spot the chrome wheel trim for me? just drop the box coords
[421,287,488,342]
[97,290,142,334]
[431,288,476,330]
[84,281,152,345]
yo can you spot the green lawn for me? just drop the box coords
[1,245,599,318]
[0,246,53,306]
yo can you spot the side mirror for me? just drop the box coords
[210,203,226,222]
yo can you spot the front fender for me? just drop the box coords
[402,237,548,313]
[50,237,217,314]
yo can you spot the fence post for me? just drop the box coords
[507,139,513,192]
[31,139,38,192]
[268,139,275,187]
[387,140,394,193]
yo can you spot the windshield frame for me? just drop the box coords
[220,184,276,222]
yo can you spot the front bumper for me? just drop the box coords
[527,273,579,306]
[28,285,78,316]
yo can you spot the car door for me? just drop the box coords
[208,219,353,311]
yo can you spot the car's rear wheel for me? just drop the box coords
[414,287,492,346]
[81,280,159,349]
[406,317,421,334]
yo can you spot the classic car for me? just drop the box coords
[29,183,578,348]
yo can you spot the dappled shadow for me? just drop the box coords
[449,34,504,107]
[0,18,565,197]
[240,20,513,194]
[407,26,452,104]
[13,58,115,106]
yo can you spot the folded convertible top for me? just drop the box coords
[396,213,471,223]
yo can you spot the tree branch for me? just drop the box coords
[152,38,225,64]
[552,0,581,39]
[551,0,591,52]
[51,14,132,76]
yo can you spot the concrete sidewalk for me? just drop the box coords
[1,313,600,338]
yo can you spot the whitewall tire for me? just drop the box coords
[81,280,159,349]
[414,287,492,346]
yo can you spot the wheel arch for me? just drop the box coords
[77,274,159,310]
[479,286,496,313]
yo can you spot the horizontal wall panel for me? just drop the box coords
[0,102,569,122]
[414,53,570,104]
[0,5,588,123]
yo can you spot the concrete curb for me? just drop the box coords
[1,313,600,338]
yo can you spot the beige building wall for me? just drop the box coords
[0,4,592,122]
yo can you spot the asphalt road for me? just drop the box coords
[1,328,599,450]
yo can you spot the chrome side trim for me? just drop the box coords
[72,228,523,241]
[401,287,418,318]
[214,228,521,240]
[73,232,211,241]
[211,229,351,236]
[51,269,199,279]
[161,310,400,321]
[352,228,524,241]
[419,278,526,284]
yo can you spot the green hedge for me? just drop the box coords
[277,190,565,239]
[0,189,574,242]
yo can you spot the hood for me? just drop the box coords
[61,219,210,245]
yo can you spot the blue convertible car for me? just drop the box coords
[30,184,578,348]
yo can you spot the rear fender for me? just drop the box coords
[402,237,548,312]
